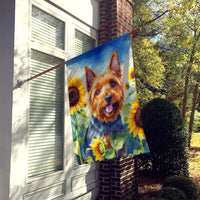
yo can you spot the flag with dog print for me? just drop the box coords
[66,33,150,164]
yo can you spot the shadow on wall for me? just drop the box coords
[11,48,66,199]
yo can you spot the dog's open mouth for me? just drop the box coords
[103,104,114,114]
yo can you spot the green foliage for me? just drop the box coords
[132,0,167,37]
[146,197,167,200]
[141,98,189,177]
[132,0,200,145]
[159,45,185,106]
[186,111,200,132]
[136,153,152,173]
[162,176,198,200]
[133,37,165,108]
[132,0,166,108]
[161,0,200,118]
[159,187,187,200]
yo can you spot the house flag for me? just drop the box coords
[66,33,150,164]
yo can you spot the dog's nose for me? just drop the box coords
[105,94,112,103]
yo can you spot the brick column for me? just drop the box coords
[97,157,138,200]
[98,160,111,199]
[111,157,138,199]
[98,0,134,45]
[98,1,138,199]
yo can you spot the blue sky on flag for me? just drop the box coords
[66,33,131,76]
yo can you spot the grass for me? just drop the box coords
[191,132,200,147]
[189,132,200,191]
[189,132,200,174]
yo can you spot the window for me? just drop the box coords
[12,1,99,199]
[28,5,97,176]
[28,6,65,178]
[31,6,65,50]
[75,29,96,56]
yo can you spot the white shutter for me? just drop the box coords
[31,6,64,50]
[28,5,65,179]
[28,50,64,178]
[75,29,96,56]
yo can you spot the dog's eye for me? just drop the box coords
[110,80,117,88]
[95,89,100,96]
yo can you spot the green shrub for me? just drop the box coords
[146,197,167,200]
[141,98,189,177]
[136,153,152,173]
[163,175,198,200]
[159,186,187,200]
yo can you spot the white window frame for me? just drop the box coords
[28,1,68,183]
[11,0,99,199]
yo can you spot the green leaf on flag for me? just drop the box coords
[84,156,94,163]
[105,148,116,159]
[110,133,127,151]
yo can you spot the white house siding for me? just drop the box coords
[0,0,99,199]
[0,0,15,199]
[48,0,99,30]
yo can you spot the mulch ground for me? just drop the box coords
[137,171,162,200]
[136,148,200,200]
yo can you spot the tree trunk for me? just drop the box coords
[188,74,200,147]
[182,32,199,119]
[182,65,192,119]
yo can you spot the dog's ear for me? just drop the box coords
[109,50,122,75]
[85,66,96,92]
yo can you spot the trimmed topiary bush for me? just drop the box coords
[163,175,198,200]
[159,186,187,200]
[141,98,189,177]
[136,153,152,173]
[146,197,167,200]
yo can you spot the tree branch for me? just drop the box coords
[135,74,166,94]
[140,10,169,28]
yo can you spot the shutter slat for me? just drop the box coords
[29,137,63,143]
[28,163,62,175]
[28,144,63,152]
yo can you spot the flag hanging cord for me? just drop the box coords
[15,62,66,88]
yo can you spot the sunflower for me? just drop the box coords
[68,75,86,115]
[135,93,139,103]
[126,102,146,140]
[124,82,129,91]
[128,66,135,82]
[90,137,107,161]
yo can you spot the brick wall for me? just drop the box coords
[98,2,138,199]
[98,0,133,45]
[97,157,138,200]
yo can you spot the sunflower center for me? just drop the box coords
[125,82,129,90]
[131,71,135,79]
[135,107,143,128]
[68,86,80,107]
